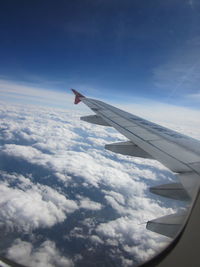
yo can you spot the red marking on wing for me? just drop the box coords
[71,89,85,104]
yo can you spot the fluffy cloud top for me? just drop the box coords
[7,239,74,267]
[78,196,103,211]
[0,101,196,266]
[0,172,78,231]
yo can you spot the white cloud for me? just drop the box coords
[90,235,104,245]
[0,171,78,231]
[0,260,10,267]
[6,239,74,267]
[104,195,127,215]
[186,92,200,103]
[96,216,168,264]
[103,190,125,205]
[0,79,90,113]
[78,196,103,211]
[69,227,86,240]
[0,99,199,265]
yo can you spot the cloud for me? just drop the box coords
[0,79,89,112]
[103,190,125,205]
[96,216,168,264]
[78,196,103,211]
[89,235,104,245]
[0,171,78,232]
[186,92,200,103]
[0,260,10,267]
[6,239,74,267]
[0,100,197,265]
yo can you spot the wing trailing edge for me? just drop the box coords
[105,141,154,159]
[150,183,190,201]
[146,213,187,238]
[81,115,111,126]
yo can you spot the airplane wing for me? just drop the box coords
[71,89,200,266]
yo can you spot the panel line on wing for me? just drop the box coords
[87,99,200,166]
[83,99,193,173]
[87,99,200,158]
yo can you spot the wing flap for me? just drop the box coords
[146,213,187,238]
[150,183,190,201]
[101,120,191,172]
[80,115,111,126]
[105,141,154,158]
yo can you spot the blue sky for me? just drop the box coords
[0,0,200,108]
[0,3,200,265]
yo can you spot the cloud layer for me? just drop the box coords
[7,239,74,267]
[0,100,194,266]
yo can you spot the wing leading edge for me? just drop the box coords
[71,89,200,266]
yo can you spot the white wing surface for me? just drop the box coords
[71,89,200,266]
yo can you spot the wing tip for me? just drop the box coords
[71,88,85,104]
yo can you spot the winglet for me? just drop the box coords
[71,89,85,104]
